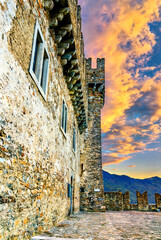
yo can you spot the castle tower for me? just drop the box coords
[80,58,105,211]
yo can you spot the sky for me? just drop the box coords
[78,0,161,179]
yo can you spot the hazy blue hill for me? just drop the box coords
[103,170,161,203]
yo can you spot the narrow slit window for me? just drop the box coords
[80,163,83,176]
[64,105,67,133]
[61,100,68,134]
[73,127,76,152]
[29,20,50,99]
[61,100,65,130]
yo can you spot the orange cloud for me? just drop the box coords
[102,154,132,165]
[80,0,161,166]
[80,0,161,128]
[100,0,161,132]
[128,165,136,168]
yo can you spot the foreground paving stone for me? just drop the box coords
[33,211,161,240]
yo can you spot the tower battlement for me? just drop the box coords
[86,58,105,84]
[86,58,105,70]
[86,58,105,108]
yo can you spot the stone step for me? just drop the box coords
[31,236,92,240]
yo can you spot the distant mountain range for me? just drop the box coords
[103,170,161,203]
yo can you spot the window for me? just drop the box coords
[73,127,76,152]
[67,183,71,198]
[80,163,83,176]
[29,20,50,100]
[61,100,68,134]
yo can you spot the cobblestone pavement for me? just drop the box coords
[36,211,161,240]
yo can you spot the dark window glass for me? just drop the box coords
[73,128,76,152]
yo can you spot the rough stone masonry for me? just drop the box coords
[0,0,105,239]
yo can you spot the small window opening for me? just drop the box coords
[61,100,68,134]
[73,127,76,152]
[80,163,83,176]
[68,183,71,198]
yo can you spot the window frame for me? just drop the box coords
[61,99,68,136]
[29,20,50,101]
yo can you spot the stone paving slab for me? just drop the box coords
[32,211,161,240]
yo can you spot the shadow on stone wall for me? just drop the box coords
[104,191,161,211]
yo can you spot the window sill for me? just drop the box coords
[60,126,67,139]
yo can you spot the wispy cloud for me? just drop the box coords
[128,165,136,168]
[103,153,132,165]
[79,0,161,166]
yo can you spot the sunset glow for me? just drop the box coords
[79,0,161,179]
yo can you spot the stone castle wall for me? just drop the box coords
[0,0,91,238]
[105,191,161,211]
[155,193,161,209]
[80,58,105,212]
[136,191,148,211]
[104,192,124,211]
